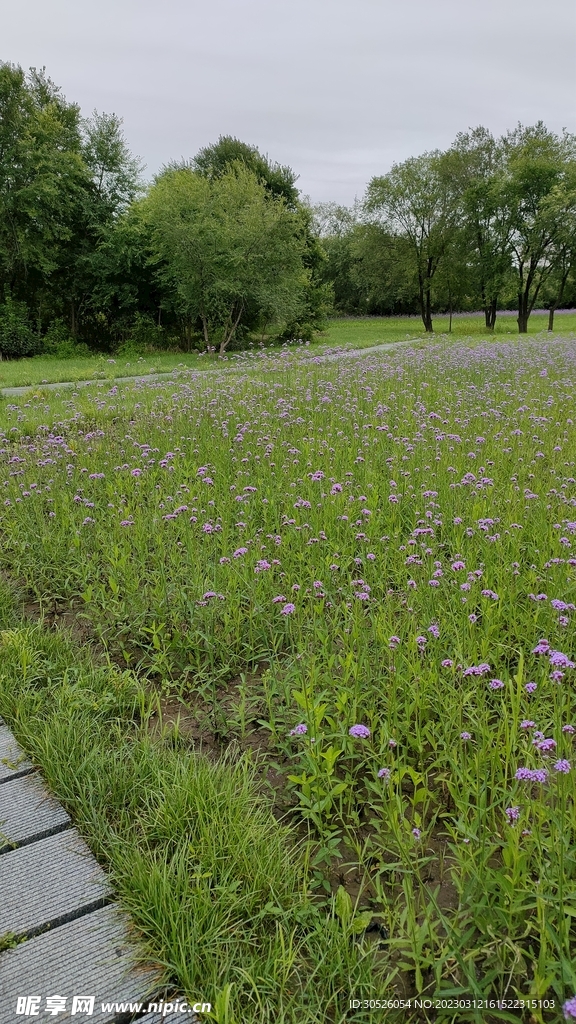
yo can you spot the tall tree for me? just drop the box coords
[54,110,144,339]
[502,123,576,333]
[365,152,460,332]
[0,63,88,312]
[447,127,511,329]
[140,165,307,354]
[192,135,299,208]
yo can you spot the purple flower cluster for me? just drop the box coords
[349,724,370,739]
[515,767,548,783]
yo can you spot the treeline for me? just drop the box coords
[1,62,575,359]
[316,125,576,333]
[0,63,327,357]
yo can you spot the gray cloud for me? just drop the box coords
[3,0,575,202]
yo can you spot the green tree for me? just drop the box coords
[365,152,460,332]
[140,165,308,354]
[0,63,144,348]
[192,135,299,208]
[193,139,327,340]
[448,127,512,329]
[0,63,88,314]
[540,170,576,332]
[55,111,144,341]
[502,123,576,333]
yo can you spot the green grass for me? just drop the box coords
[2,312,575,389]
[1,333,576,1020]
[0,351,213,389]
[319,311,576,348]
[0,620,384,1023]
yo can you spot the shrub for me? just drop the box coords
[42,318,89,357]
[0,299,39,358]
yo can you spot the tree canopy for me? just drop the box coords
[1,59,575,357]
[140,164,308,353]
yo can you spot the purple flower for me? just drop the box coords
[520,720,536,729]
[377,767,391,780]
[441,658,453,668]
[131,468,141,477]
[562,724,575,734]
[281,603,295,615]
[289,723,307,736]
[463,663,491,677]
[272,595,286,603]
[505,806,521,823]
[515,767,548,783]
[412,828,421,839]
[551,671,565,683]
[349,724,370,739]
[451,560,465,570]
[549,650,575,669]
[534,737,556,752]
[532,639,550,654]
[525,682,537,693]
[553,759,571,773]
[460,731,472,740]
[563,996,576,1020]
[489,678,505,690]
[233,547,248,557]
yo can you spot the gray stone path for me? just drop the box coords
[0,718,197,1023]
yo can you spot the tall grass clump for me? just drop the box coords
[0,626,386,1024]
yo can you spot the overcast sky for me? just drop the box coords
[3,0,576,204]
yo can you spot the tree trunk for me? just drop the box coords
[548,269,569,333]
[424,285,433,333]
[219,304,244,356]
[488,298,497,330]
[517,292,529,334]
[485,298,497,330]
[183,321,192,352]
[70,301,77,339]
[200,316,209,350]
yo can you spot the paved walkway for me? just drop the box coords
[0,717,194,1023]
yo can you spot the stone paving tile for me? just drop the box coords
[0,905,160,1024]
[0,772,70,851]
[0,724,33,783]
[0,830,110,936]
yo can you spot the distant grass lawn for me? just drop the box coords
[319,310,576,348]
[0,351,211,389]
[1,312,575,388]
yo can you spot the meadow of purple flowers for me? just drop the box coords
[1,334,575,1018]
